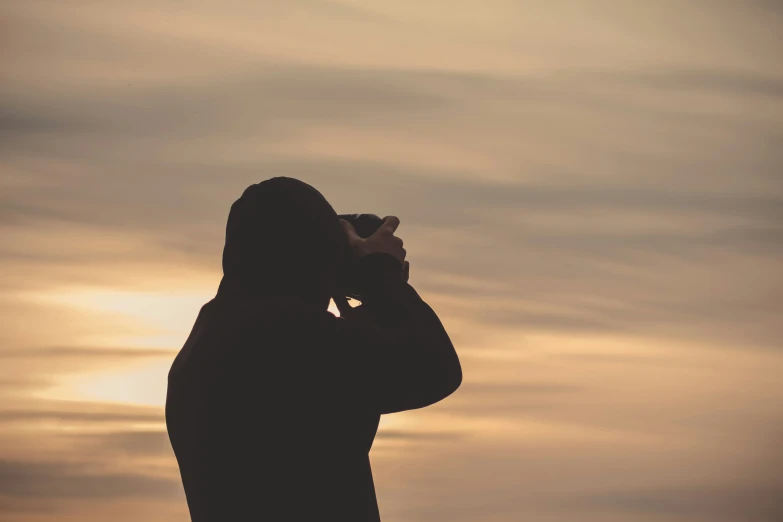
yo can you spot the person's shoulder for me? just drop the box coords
[227,300,339,340]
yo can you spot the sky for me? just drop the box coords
[1,1,782,520]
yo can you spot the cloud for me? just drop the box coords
[375,429,463,442]
[81,430,173,458]
[579,483,783,522]
[0,399,163,426]
[0,336,176,401]
[1,156,780,350]
[0,409,162,425]
[0,2,782,521]
[608,68,783,98]
[0,459,182,500]
[0,347,175,360]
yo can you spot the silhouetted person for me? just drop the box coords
[166,177,462,521]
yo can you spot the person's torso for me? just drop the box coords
[166,298,381,521]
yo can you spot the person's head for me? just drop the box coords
[218,177,347,309]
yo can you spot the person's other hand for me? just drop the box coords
[340,216,406,265]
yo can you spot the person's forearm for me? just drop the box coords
[356,254,445,328]
[354,253,462,411]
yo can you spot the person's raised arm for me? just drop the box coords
[335,217,462,414]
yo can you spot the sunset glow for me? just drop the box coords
[2,1,782,521]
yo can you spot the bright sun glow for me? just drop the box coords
[34,288,214,406]
[38,288,214,347]
[43,361,173,407]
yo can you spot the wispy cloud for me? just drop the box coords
[0,459,181,500]
[1,0,781,521]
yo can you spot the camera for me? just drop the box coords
[335,213,384,300]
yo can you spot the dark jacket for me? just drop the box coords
[165,178,461,521]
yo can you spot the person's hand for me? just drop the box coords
[340,216,407,266]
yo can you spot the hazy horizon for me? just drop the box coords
[1,1,782,521]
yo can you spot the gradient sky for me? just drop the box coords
[1,1,782,521]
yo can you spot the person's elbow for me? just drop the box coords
[439,354,462,400]
[378,355,462,414]
[422,352,462,406]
